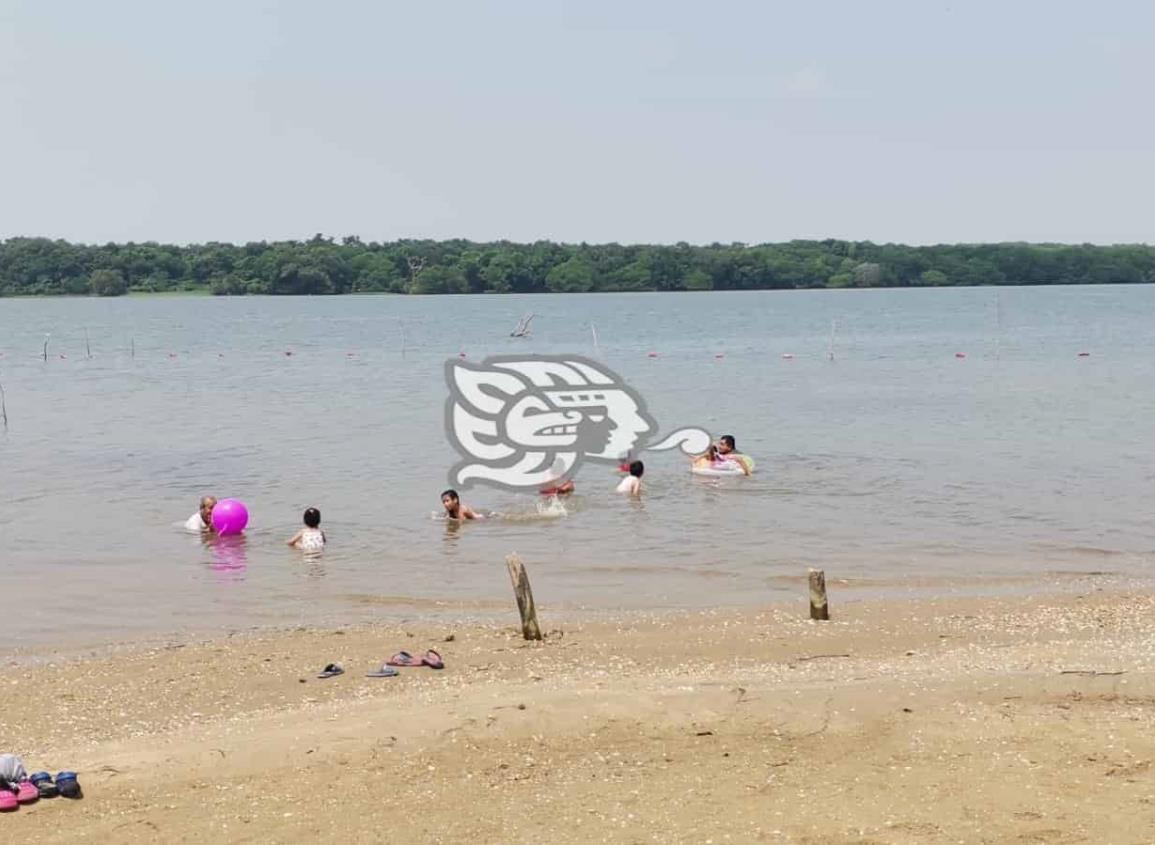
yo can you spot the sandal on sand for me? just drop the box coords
[55,772,82,799]
[14,780,38,804]
[317,663,344,679]
[386,651,421,668]
[0,785,16,812]
[30,773,57,798]
[422,649,445,670]
[365,665,399,678]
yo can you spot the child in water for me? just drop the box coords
[615,460,644,496]
[693,444,742,471]
[442,489,483,520]
[287,507,326,551]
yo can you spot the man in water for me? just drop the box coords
[441,489,483,520]
[716,435,752,475]
[185,496,218,532]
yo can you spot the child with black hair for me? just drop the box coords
[615,460,644,496]
[287,507,326,551]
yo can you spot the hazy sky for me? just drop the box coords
[1,1,1152,245]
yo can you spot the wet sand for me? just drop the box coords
[4,585,1155,843]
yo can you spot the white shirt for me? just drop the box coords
[185,512,208,532]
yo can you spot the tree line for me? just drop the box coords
[2,235,1153,297]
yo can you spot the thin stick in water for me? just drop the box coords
[995,291,1003,361]
[591,323,601,357]
[828,319,837,361]
[42,334,49,362]
[85,328,92,359]
[0,377,7,430]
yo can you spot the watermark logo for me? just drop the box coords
[445,354,710,491]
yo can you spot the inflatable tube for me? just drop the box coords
[691,464,747,477]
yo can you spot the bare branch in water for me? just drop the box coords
[0,378,8,430]
[510,313,536,337]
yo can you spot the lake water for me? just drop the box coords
[2,287,1154,647]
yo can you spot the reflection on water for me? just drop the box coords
[205,533,248,577]
[3,286,1155,645]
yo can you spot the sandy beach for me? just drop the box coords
[4,581,1155,844]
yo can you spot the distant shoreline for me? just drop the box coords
[2,281,1152,301]
[4,236,1155,297]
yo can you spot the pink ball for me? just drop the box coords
[211,498,249,536]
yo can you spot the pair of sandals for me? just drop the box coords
[317,650,444,680]
[0,772,81,811]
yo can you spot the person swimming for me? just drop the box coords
[286,507,326,551]
[185,496,218,532]
[615,460,644,497]
[693,443,742,471]
[540,458,576,496]
[715,434,752,475]
[441,489,483,520]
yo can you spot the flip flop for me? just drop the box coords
[386,651,421,667]
[316,663,344,679]
[30,772,57,798]
[365,665,399,678]
[0,785,15,812]
[421,649,445,670]
[55,772,81,799]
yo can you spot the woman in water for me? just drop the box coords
[692,445,741,472]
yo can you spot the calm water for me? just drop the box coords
[2,287,1154,646]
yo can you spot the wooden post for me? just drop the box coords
[506,553,543,641]
[808,568,829,621]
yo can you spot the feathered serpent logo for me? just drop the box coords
[444,354,711,490]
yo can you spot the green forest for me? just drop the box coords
[2,236,1154,297]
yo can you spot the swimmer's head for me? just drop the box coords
[718,435,736,454]
[303,507,321,528]
[629,460,644,478]
[199,496,218,524]
[441,489,461,515]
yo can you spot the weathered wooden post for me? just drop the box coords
[506,553,543,641]
[808,568,829,621]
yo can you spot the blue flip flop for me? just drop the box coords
[317,663,344,679]
[365,665,399,678]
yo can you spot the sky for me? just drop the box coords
[1,1,1152,246]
